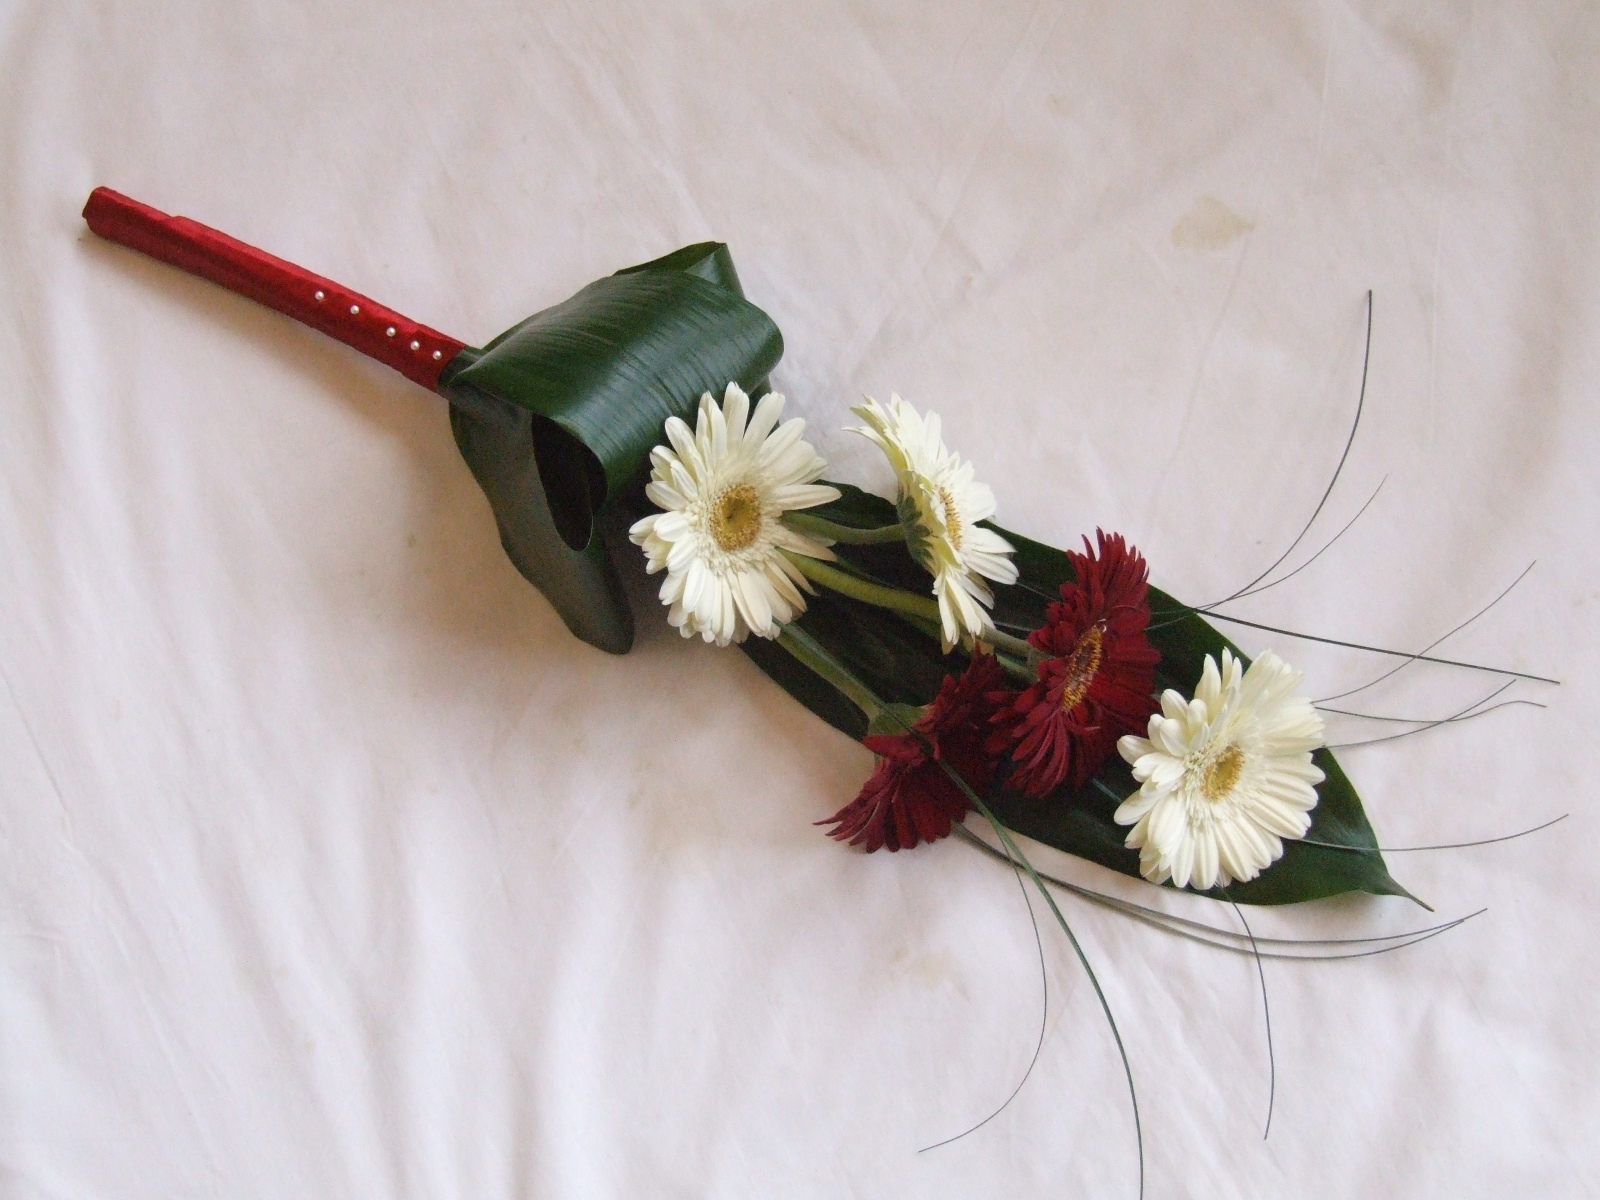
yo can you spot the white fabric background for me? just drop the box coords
[2,2,1596,1196]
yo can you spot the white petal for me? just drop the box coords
[1192,831,1220,891]
[682,559,709,614]
[744,391,786,447]
[1170,837,1196,891]
[1147,798,1188,855]
[1114,788,1160,825]
[771,483,841,510]
[628,514,658,544]
[721,382,750,440]
[644,480,683,512]
[665,535,700,574]
[1118,734,1153,765]
[664,417,702,479]
[1147,757,1187,788]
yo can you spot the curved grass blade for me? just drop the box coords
[1202,290,1374,606]
[952,826,1478,959]
[1324,681,1535,749]
[1319,677,1537,723]
[1227,900,1275,1139]
[963,794,1144,1198]
[1299,813,1567,854]
[774,638,1142,1194]
[1199,610,1556,686]
[1209,478,1387,607]
[919,858,1050,1152]
[1313,561,1552,700]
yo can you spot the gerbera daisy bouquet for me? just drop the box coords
[651,381,1365,906]
[80,187,1555,1190]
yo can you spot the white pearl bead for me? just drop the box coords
[349,305,360,315]
[313,290,325,301]
[410,340,421,351]
[432,350,442,360]
[385,327,396,338]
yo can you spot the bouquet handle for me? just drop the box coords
[82,187,465,390]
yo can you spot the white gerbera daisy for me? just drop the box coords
[1114,649,1325,891]
[629,383,840,646]
[851,394,1017,651]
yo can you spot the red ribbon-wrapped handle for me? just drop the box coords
[82,187,466,391]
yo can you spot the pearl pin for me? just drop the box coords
[313,290,325,301]
[409,340,420,351]
[385,326,396,338]
[349,304,360,315]
[432,351,442,360]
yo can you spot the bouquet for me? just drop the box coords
[82,187,1554,1190]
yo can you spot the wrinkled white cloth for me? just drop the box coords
[2,3,1596,1197]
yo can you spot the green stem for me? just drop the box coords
[776,625,884,721]
[885,611,1031,683]
[788,552,1042,675]
[783,552,942,624]
[783,512,907,545]
[984,626,1037,660]
[995,653,1035,686]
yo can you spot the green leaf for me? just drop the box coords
[983,525,1415,906]
[739,486,1413,906]
[866,703,928,740]
[985,747,1417,907]
[439,243,782,654]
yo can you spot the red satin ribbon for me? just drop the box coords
[82,187,466,391]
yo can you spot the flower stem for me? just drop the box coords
[776,625,884,721]
[783,512,907,545]
[984,626,1037,660]
[782,552,942,624]
[995,653,1035,686]
[788,552,1041,672]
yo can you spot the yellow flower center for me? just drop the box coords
[1201,744,1246,801]
[1058,625,1104,712]
[937,485,963,551]
[709,483,764,552]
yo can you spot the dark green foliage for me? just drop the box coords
[439,244,782,654]
[436,244,1406,903]
[742,484,1412,906]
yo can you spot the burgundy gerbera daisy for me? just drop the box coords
[989,530,1160,797]
[819,652,1009,852]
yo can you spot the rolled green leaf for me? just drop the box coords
[440,243,783,654]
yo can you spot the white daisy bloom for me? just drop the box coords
[629,383,840,646]
[850,394,1017,651]
[1114,649,1325,891]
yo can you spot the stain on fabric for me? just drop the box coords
[1172,196,1254,251]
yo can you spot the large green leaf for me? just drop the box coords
[985,525,1415,905]
[439,243,782,654]
[740,484,1414,906]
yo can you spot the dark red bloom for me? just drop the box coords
[819,652,1009,852]
[989,530,1160,797]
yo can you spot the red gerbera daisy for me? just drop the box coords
[989,530,1160,797]
[819,652,1008,852]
